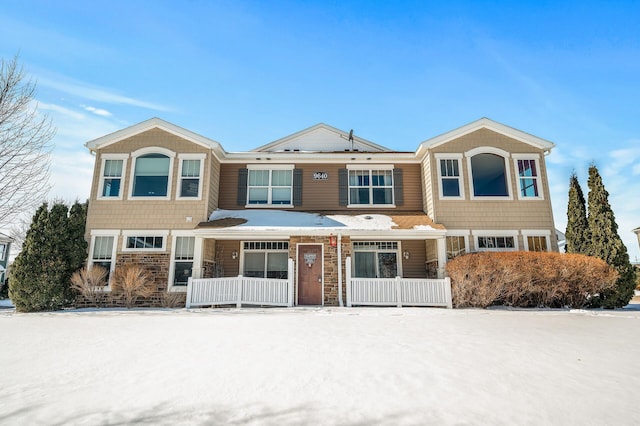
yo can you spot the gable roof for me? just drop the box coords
[252,123,391,153]
[417,117,555,153]
[84,117,225,155]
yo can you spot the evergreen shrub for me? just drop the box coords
[447,251,617,308]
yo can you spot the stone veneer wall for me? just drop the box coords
[289,235,351,306]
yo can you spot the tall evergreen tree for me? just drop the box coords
[9,201,88,312]
[565,172,590,254]
[586,165,636,308]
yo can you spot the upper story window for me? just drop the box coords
[98,154,127,199]
[237,166,301,208]
[513,155,543,200]
[436,154,464,199]
[466,147,512,199]
[129,147,175,199]
[177,154,205,199]
[348,167,394,206]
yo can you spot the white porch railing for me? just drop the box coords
[345,257,452,308]
[186,259,294,308]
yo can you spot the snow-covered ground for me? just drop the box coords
[2,305,640,425]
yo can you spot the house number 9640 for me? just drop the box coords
[313,172,328,180]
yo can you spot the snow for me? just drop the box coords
[2,306,640,425]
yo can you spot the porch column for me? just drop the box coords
[436,237,447,278]
[192,237,204,279]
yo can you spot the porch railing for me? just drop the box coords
[345,257,452,308]
[186,259,294,308]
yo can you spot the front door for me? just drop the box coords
[297,244,323,305]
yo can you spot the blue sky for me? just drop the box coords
[2,0,639,260]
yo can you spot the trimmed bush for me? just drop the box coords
[447,252,617,308]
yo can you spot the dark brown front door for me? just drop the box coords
[297,244,323,305]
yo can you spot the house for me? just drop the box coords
[0,232,12,286]
[83,117,558,308]
[634,227,640,252]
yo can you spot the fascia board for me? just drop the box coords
[221,151,418,163]
[193,228,446,239]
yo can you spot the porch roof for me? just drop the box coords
[195,209,446,239]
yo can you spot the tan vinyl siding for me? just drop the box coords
[218,163,423,211]
[214,240,240,277]
[429,129,556,236]
[422,154,434,218]
[400,240,428,278]
[207,157,221,216]
[86,128,212,233]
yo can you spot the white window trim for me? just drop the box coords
[512,154,544,200]
[128,147,176,200]
[246,164,295,208]
[435,153,465,200]
[88,230,120,289]
[241,240,290,279]
[176,153,206,200]
[472,230,519,251]
[346,165,396,208]
[465,147,513,201]
[351,241,403,278]
[121,230,169,252]
[521,229,551,252]
[168,232,202,293]
[0,243,6,261]
[97,154,128,200]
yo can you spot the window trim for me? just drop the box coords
[121,230,169,252]
[346,164,396,208]
[512,154,544,200]
[245,164,295,208]
[128,147,176,200]
[521,229,551,252]
[435,153,465,200]
[241,240,290,279]
[444,230,470,259]
[472,230,519,252]
[350,240,402,278]
[466,147,513,201]
[97,154,128,200]
[168,232,201,293]
[88,230,120,289]
[0,243,6,261]
[176,153,206,200]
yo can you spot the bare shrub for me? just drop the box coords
[111,265,155,308]
[447,252,617,308]
[161,292,185,308]
[70,266,108,308]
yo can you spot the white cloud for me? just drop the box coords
[37,102,86,120]
[83,105,112,117]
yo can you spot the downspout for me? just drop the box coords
[337,233,344,307]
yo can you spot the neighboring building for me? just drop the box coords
[83,117,558,307]
[0,233,12,285]
[634,227,640,251]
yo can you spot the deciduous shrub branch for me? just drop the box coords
[447,252,618,308]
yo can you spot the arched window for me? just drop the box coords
[133,153,170,197]
[470,153,508,196]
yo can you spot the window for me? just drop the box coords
[526,236,548,252]
[91,236,115,281]
[0,243,6,261]
[178,155,205,199]
[514,156,543,199]
[172,236,195,286]
[98,155,127,199]
[126,236,164,250]
[349,169,393,205]
[132,154,170,197]
[446,236,466,259]
[436,155,464,199]
[352,241,399,278]
[242,241,289,279]
[247,169,292,205]
[470,153,509,197]
[477,236,515,251]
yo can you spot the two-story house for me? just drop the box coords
[83,117,557,307]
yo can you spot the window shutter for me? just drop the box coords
[393,168,404,206]
[293,169,303,206]
[338,168,348,206]
[237,168,248,206]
